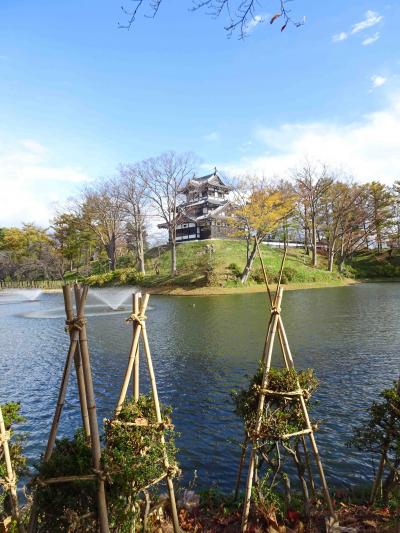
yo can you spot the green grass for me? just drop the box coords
[141,240,344,288]
[347,250,400,279]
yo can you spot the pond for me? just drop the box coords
[0,283,399,492]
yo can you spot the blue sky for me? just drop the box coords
[1,0,400,225]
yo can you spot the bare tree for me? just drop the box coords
[76,179,126,271]
[336,185,372,272]
[140,151,196,276]
[293,161,334,268]
[119,0,303,38]
[320,181,365,272]
[118,164,148,274]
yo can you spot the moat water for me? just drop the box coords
[0,284,399,491]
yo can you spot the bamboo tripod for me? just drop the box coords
[0,405,24,533]
[115,292,181,533]
[239,242,336,532]
[28,284,110,533]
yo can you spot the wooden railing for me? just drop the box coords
[0,280,63,289]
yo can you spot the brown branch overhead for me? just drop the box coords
[119,0,304,37]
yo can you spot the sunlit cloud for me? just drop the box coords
[362,32,380,46]
[0,139,91,226]
[371,75,387,89]
[352,10,383,34]
[219,92,400,185]
[332,10,383,44]
[244,15,265,34]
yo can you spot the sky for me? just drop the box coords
[1,0,400,227]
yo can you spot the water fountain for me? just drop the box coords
[0,288,43,303]
[89,287,137,311]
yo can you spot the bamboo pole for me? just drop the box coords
[43,285,83,461]
[141,316,181,533]
[241,288,283,532]
[115,294,149,415]
[76,285,110,533]
[0,406,24,533]
[277,312,335,518]
[133,293,140,402]
[72,284,90,438]
[234,435,248,500]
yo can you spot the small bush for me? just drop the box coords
[32,396,178,532]
[232,367,319,442]
[227,263,242,278]
[85,268,143,287]
[0,403,26,522]
[280,267,297,284]
[33,431,96,532]
[104,395,179,530]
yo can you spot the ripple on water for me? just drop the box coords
[1,285,400,491]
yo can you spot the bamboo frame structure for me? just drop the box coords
[28,284,110,533]
[239,241,335,532]
[115,292,181,533]
[0,405,24,533]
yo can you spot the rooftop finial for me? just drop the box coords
[214,166,217,175]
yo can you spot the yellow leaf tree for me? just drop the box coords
[230,182,295,283]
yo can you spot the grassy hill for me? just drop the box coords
[141,240,345,290]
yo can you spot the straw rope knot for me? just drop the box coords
[0,430,11,444]
[65,317,87,334]
[126,313,147,327]
[92,468,107,482]
[270,306,280,315]
[167,464,180,478]
[0,474,16,490]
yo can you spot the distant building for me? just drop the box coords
[159,170,233,242]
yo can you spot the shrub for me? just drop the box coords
[0,403,26,522]
[33,431,96,532]
[104,395,179,530]
[32,396,178,532]
[280,267,297,284]
[227,263,242,278]
[85,268,143,287]
[232,367,319,442]
[348,380,400,503]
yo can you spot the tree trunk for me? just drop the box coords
[328,239,336,272]
[105,233,116,270]
[137,222,145,275]
[328,250,335,273]
[311,215,317,267]
[171,242,177,276]
[240,239,258,284]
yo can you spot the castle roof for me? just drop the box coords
[179,170,230,194]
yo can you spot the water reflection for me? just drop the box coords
[0,283,399,491]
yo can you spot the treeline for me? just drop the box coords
[232,161,400,282]
[0,154,399,283]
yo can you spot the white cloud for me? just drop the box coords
[332,32,348,43]
[371,75,387,88]
[0,139,91,226]
[244,15,265,34]
[203,131,220,142]
[220,93,400,185]
[362,32,380,46]
[332,10,383,43]
[351,10,383,34]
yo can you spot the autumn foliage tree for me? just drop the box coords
[230,181,294,283]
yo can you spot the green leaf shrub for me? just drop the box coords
[84,268,144,287]
[0,403,26,521]
[31,395,178,532]
[232,367,319,442]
